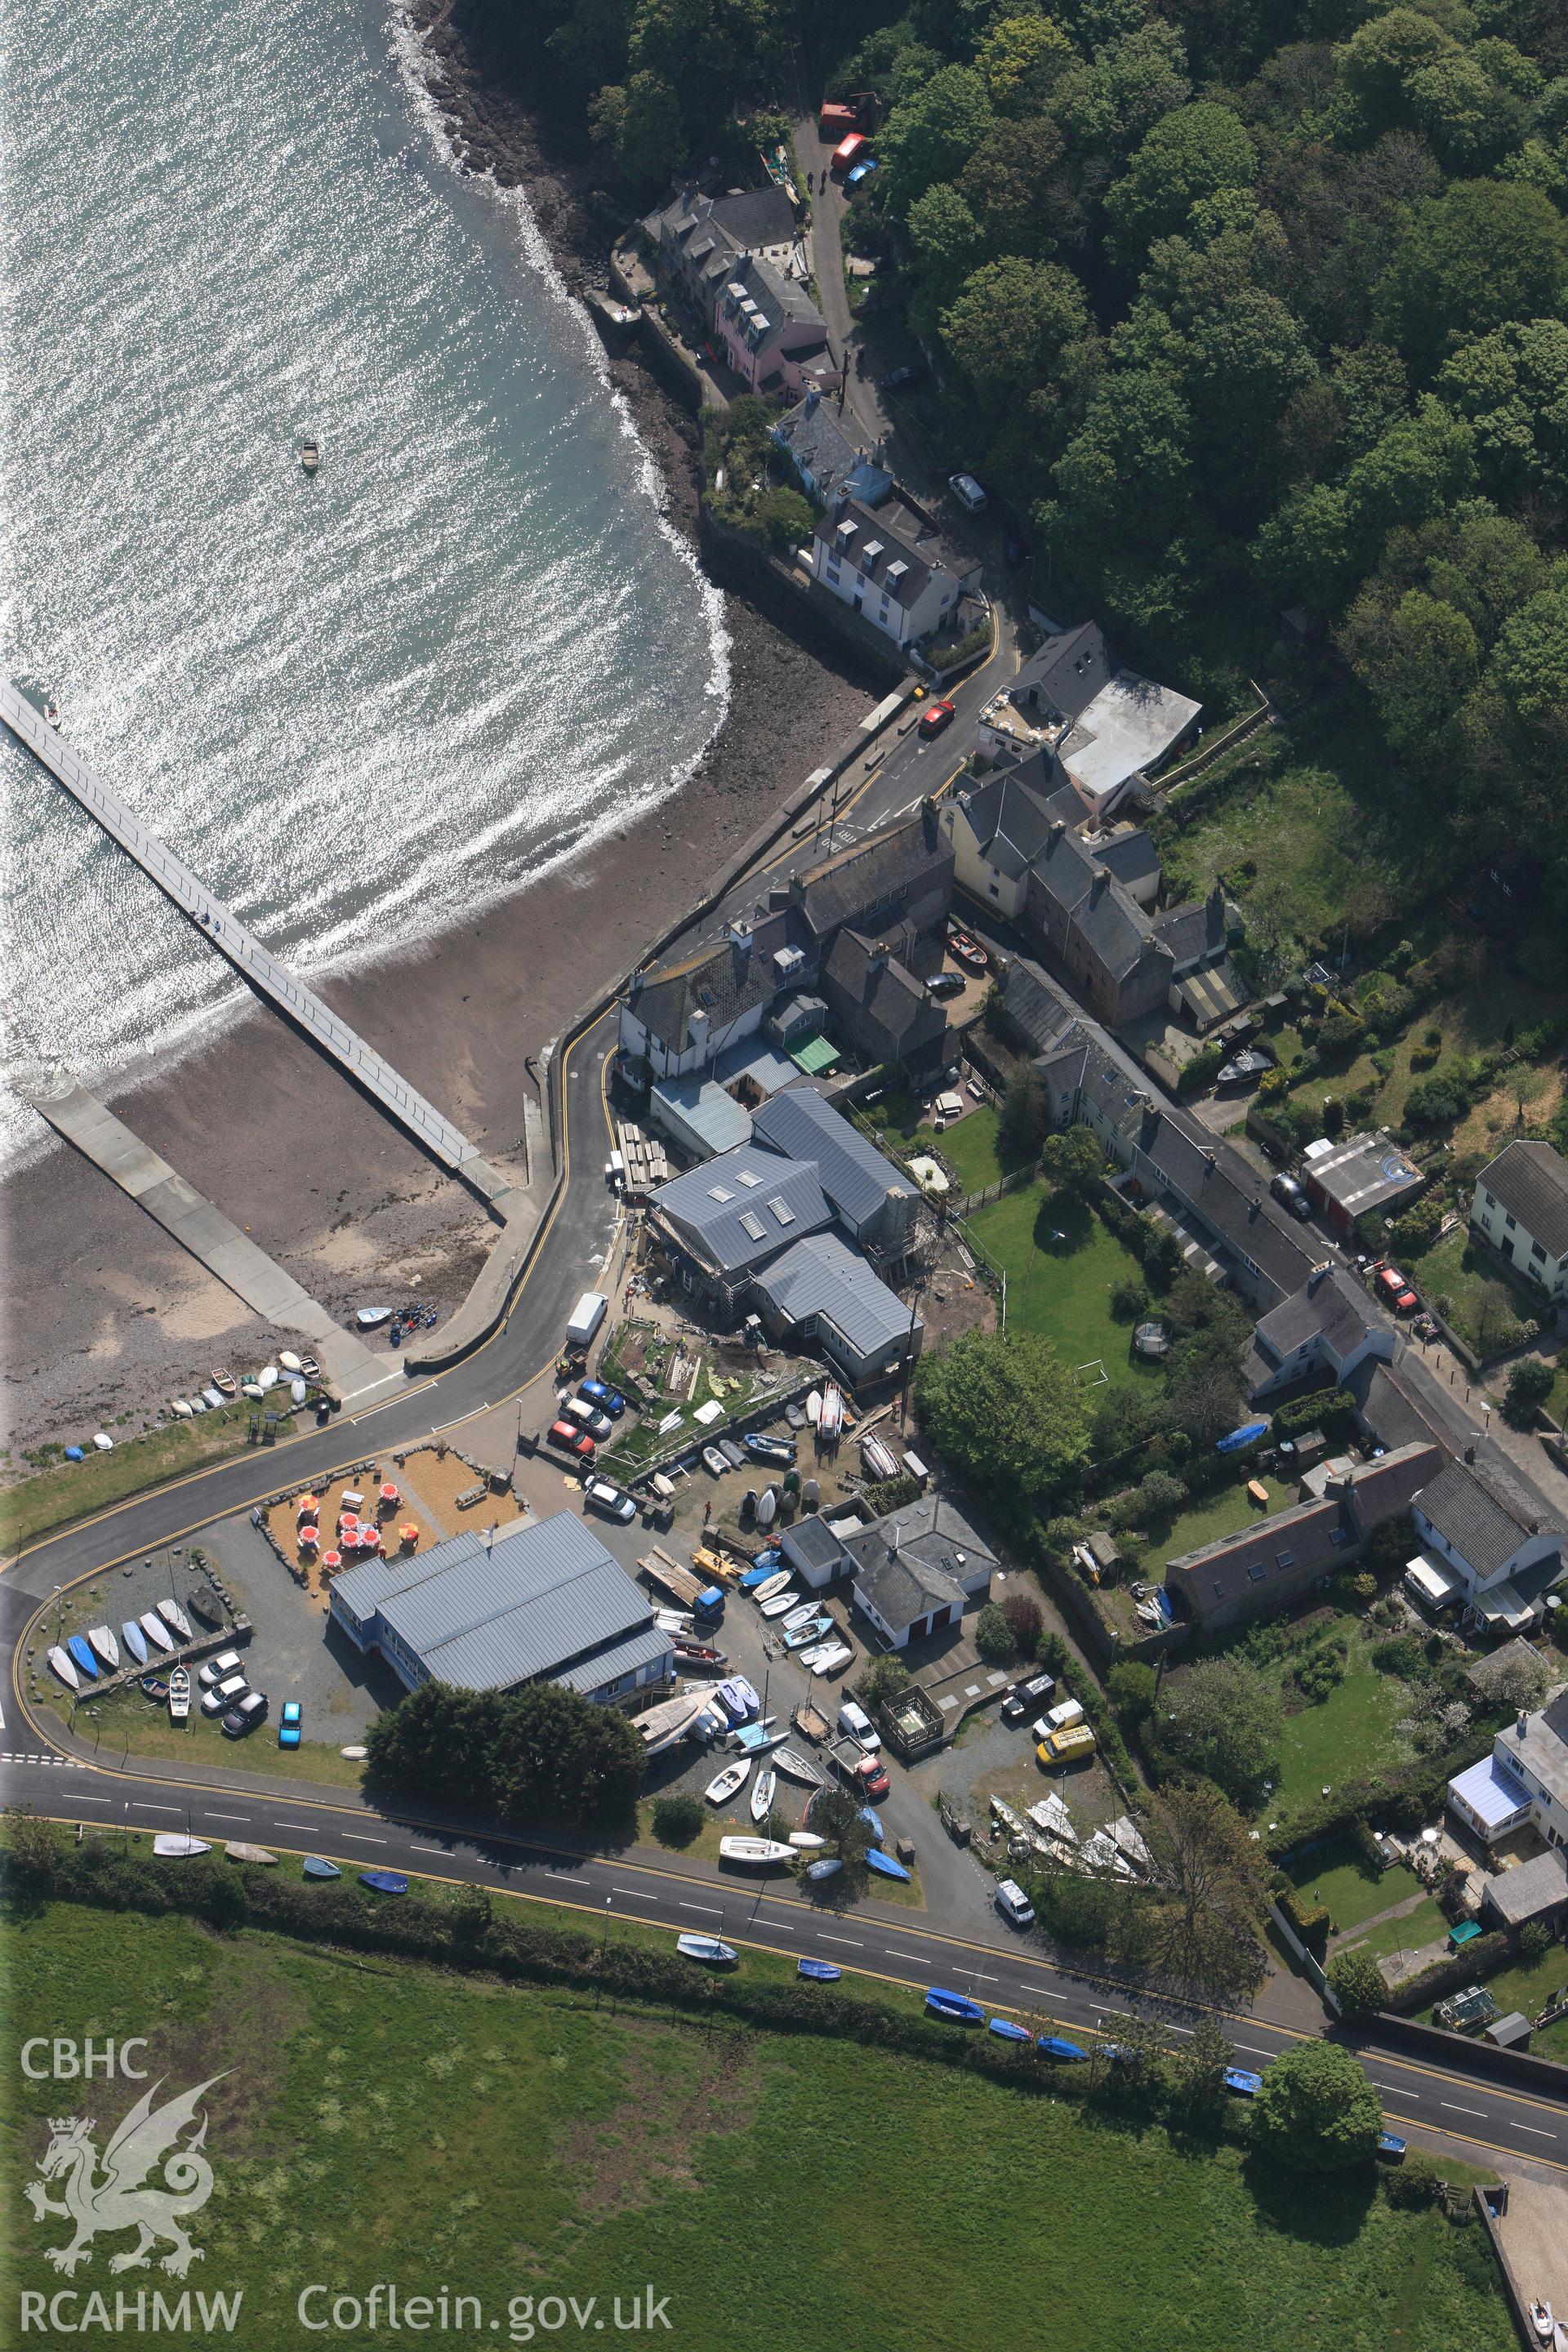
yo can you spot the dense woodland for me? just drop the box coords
[503,0,1568,918]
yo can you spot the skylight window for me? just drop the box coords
[768,1197,795,1227]
[737,1169,762,1187]
[739,1212,767,1241]
[707,1185,733,1203]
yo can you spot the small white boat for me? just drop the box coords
[773,1748,825,1788]
[153,1833,211,1859]
[301,435,320,473]
[240,1380,265,1401]
[751,1767,777,1823]
[705,1759,751,1806]
[808,1642,853,1677]
[290,1378,308,1407]
[172,1398,194,1419]
[225,1842,278,1864]
[676,1933,737,1965]
[167,1667,190,1722]
[782,1601,819,1632]
[752,1570,791,1606]
[91,1431,114,1451]
[211,1370,237,1396]
[1529,2304,1554,2349]
[719,1836,795,1866]
[158,1598,192,1641]
[756,1487,777,1529]
[806,1390,822,1427]
[702,1446,728,1477]
[189,1395,207,1413]
[140,1611,175,1654]
[788,1830,828,1851]
[47,1646,79,1691]
[760,1586,800,1619]
[820,1385,844,1440]
[258,1365,279,1391]
[279,1350,302,1374]
[87,1624,119,1671]
[356,1306,392,1329]
[340,1744,368,1761]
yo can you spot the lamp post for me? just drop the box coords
[596,1894,612,2009]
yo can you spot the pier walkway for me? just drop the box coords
[2,684,511,1206]
[16,1076,404,1408]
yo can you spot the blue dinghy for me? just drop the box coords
[864,1848,911,1882]
[302,1856,341,1881]
[359,1870,408,1895]
[1038,2034,1088,2060]
[798,1958,842,1982]
[925,1989,984,2025]
[66,1634,100,1678]
[988,2016,1031,2042]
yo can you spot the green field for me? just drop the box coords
[1270,1624,1414,1817]
[964,1187,1163,1393]
[2,1903,1508,2351]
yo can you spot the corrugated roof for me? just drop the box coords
[552,1623,674,1699]
[754,1231,916,1360]
[367,1512,656,1695]
[751,1085,910,1232]
[652,1144,831,1276]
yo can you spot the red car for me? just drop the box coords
[947,927,989,972]
[918,697,956,740]
[548,1419,596,1461]
[1377,1266,1419,1313]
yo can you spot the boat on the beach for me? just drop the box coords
[676,1934,737,1966]
[798,1958,841,1981]
[750,1767,777,1823]
[66,1634,100,1679]
[773,1747,824,1788]
[153,1834,210,1859]
[240,1380,265,1401]
[359,1870,408,1895]
[718,1836,795,1867]
[258,1365,279,1391]
[172,1399,193,1419]
[47,1646,79,1691]
[356,1306,392,1330]
[301,1355,320,1379]
[704,1760,750,1806]
[302,1855,341,1881]
[279,1351,302,1374]
[140,1612,175,1653]
[120,1619,149,1666]
[87,1624,119,1671]
[225,1842,278,1865]
[158,1598,192,1641]
[211,1370,237,1396]
[167,1667,191,1723]
[701,1445,728,1477]
[201,1386,225,1410]
[290,1378,308,1406]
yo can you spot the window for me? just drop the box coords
[706,1185,733,1202]
[1329,1527,1348,1547]
[1484,1189,1496,1209]
[1532,1240,1546,1260]
[1276,1550,1294,1569]
[737,1169,761,1187]
[1213,1582,1225,1598]
[1248,1564,1267,1583]
[1505,1211,1517,1228]
[739,1211,766,1241]
[768,1197,795,1227]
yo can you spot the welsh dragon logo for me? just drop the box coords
[25,2074,226,2278]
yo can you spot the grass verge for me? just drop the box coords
[1,1405,296,1555]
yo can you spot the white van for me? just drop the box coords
[996,1878,1036,1929]
[837,1699,880,1753]
[566,1291,608,1350]
[1045,1697,1085,1734]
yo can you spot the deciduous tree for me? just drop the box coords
[1250,2040,1383,2170]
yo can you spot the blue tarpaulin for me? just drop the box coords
[1216,1421,1268,1454]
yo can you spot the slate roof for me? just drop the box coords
[706,186,797,250]
[782,1513,850,1573]
[853,1548,967,1635]
[773,396,890,507]
[1414,1459,1558,1581]
[627,924,792,1058]
[951,764,1083,883]
[791,809,953,943]
[1167,1444,1439,1616]
[822,929,939,1046]
[1013,623,1116,724]
[335,1512,657,1695]
[1091,829,1163,892]
[751,1083,912,1231]
[651,1144,831,1276]
[1484,1846,1568,1927]
[752,1231,917,1361]
[1000,954,1087,1059]
[1106,1093,1320,1300]
[1149,891,1227,968]
[1353,1359,1456,1456]
[1255,1266,1387,1366]
[1480,1139,1568,1258]
[1027,822,1156,981]
[721,252,824,359]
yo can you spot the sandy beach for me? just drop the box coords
[2,1,879,1462]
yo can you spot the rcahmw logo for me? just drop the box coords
[20,2061,243,2333]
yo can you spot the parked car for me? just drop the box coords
[278,1699,302,1750]
[547,1419,595,1462]
[1224,2067,1263,2097]
[831,132,869,174]
[1377,1265,1419,1313]
[948,471,987,513]
[926,970,966,999]
[879,363,920,391]
[1270,1171,1312,1220]
[579,1378,626,1419]
[232,1690,268,1729]
[995,1878,1036,1929]
[199,1650,243,1689]
[837,1699,880,1752]
[585,1477,637,1524]
[743,1432,795,1465]
[845,158,879,188]
[917,697,956,739]
[1001,1672,1056,1725]
[947,927,989,971]
[564,1395,614,1440]
[200,1673,248,1717]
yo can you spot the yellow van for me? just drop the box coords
[1042,1724,1098,1766]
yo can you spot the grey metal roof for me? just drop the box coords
[652,1143,830,1276]
[350,1512,654,1695]
[553,1622,673,1699]
[753,1232,916,1359]
[1414,1459,1556,1581]
[751,1083,911,1231]
[1480,1139,1568,1258]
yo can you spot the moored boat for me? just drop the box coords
[47,1646,79,1691]
[87,1624,119,1671]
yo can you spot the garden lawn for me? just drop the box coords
[2,1903,1508,2352]
[911,1103,1026,1196]
[1267,1624,1414,1820]
[1400,1227,1544,1358]
[1138,1472,1294,1576]
[1345,1897,1450,1962]
[964,1186,1163,1394]
[1285,1839,1426,1936]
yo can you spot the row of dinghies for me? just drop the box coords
[47,1597,193,1693]
[924,1988,1086,2055]
[149,1838,407,1894]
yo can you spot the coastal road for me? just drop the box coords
[3,1747,1564,2176]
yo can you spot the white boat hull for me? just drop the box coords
[86,1625,119,1670]
[704,1762,751,1805]
[140,1612,175,1653]
[718,1837,795,1866]
[47,1646,79,1691]
[153,1835,211,1858]
[750,1769,777,1823]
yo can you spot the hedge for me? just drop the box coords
[1271,1388,1357,1446]
[1279,1889,1330,1952]
[1035,1625,1141,1790]
[1380,1931,1512,2017]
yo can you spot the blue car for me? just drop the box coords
[579,1379,626,1419]
[846,158,879,188]
[278,1700,302,1751]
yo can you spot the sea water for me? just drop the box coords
[0,0,728,1163]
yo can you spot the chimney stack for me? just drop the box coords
[1091,864,1111,901]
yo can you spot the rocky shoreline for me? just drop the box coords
[2,2,878,1464]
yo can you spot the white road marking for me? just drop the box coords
[207,1813,250,1824]
[1441,2102,1486,2118]
[1517,2125,1557,2139]
[409,1844,445,1855]
[612,1885,655,1900]
[1235,2045,1274,2057]
[678,1900,722,1916]
[887,1949,924,1962]
[821,1936,862,1948]
[134,1802,178,1814]
[1165,2025,1194,2036]
[271,1821,314,1832]
[969,1972,997,1984]
[545,1870,580,1882]
[73,1796,112,1806]
[341,1833,385,1846]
